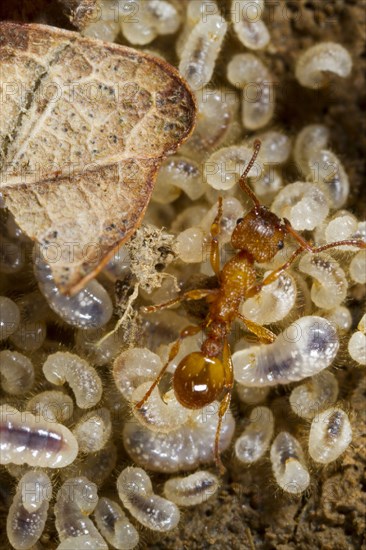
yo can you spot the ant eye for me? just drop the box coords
[278,240,284,250]
[236,218,244,225]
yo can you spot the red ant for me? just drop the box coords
[136,139,366,473]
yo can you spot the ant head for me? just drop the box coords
[173,351,224,409]
[231,206,287,262]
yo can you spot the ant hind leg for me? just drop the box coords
[214,339,234,474]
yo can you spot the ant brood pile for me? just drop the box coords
[1,1,366,549]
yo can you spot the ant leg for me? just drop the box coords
[141,288,217,314]
[210,196,223,277]
[237,313,276,344]
[214,339,234,474]
[135,325,201,409]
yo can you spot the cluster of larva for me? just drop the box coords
[1,1,365,548]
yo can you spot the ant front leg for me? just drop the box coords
[214,338,234,474]
[141,288,217,314]
[210,196,223,277]
[135,325,202,410]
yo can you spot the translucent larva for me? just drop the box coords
[94,497,139,550]
[350,250,366,284]
[43,352,102,409]
[73,408,112,454]
[270,432,310,494]
[121,0,181,46]
[308,407,352,463]
[113,348,163,401]
[179,15,228,90]
[348,314,366,366]
[163,470,219,506]
[293,124,330,175]
[232,316,339,387]
[240,271,296,325]
[0,236,24,273]
[271,182,329,231]
[235,406,274,464]
[26,391,74,423]
[0,405,78,468]
[33,247,113,329]
[131,382,191,433]
[295,42,352,89]
[0,350,34,395]
[204,145,258,191]
[289,371,339,420]
[123,405,235,473]
[0,296,20,339]
[236,384,270,405]
[232,0,270,51]
[308,150,349,209]
[54,476,107,549]
[153,156,206,203]
[117,467,180,532]
[298,253,347,309]
[7,471,51,550]
[83,19,120,42]
[255,130,291,165]
[227,53,275,129]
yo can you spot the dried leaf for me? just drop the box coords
[0,22,196,293]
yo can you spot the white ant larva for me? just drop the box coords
[94,497,140,550]
[54,476,107,549]
[0,350,34,395]
[33,246,113,329]
[231,0,270,51]
[0,296,20,340]
[73,408,112,453]
[298,253,347,309]
[117,467,180,532]
[235,406,274,464]
[308,407,352,464]
[163,470,219,506]
[270,432,310,494]
[113,347,164,401]
[123,405,235,473]
[232,316,339,387]
[293,124,330,175]
[295,42,352,89]
[179,14,228,90]
[289,371,339,420]
[7,471,52,550]
[43,351,103,409]
[26,391,74,424]
[348,314,366,366]
[0,405,78,468]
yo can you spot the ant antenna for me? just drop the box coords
[238,139,262,208]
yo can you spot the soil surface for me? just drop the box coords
[0,1,365,549]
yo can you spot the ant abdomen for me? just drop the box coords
[173,352,225,409]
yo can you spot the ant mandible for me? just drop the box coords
[136,139,366,473]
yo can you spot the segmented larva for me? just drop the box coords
[0,350,34,395]
[176,0,219,57]
[295,42,352,89]
[293,124,330,176]
[308,407,352,463]
[26,390,74,423]
[54,476,107,549]
[240,271,296,325]
[163,470,219,506]
[0,296,20,340]
[0,405,78,468]
[179,14,228,90]
[43,351,102,409]
[289,371,339,420]
[308,149,349,208]
[270,432,310,494]
[7,471,51,550]
[153,155,206,204]
[204,144,258,191]
[348,314,366,366]
[271,182,329,231]
[123,405,235,473]
[227,53,275,129]
[235,406,274,464]
[73,408,112,453]
[94,497,139,550]
[232,316,339,387]
[33,246,113,329]
[299,253,347,309]
[117,467,180,532]
[131,382,191,433]
[232,0,270,51]
[113,347,163,401]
